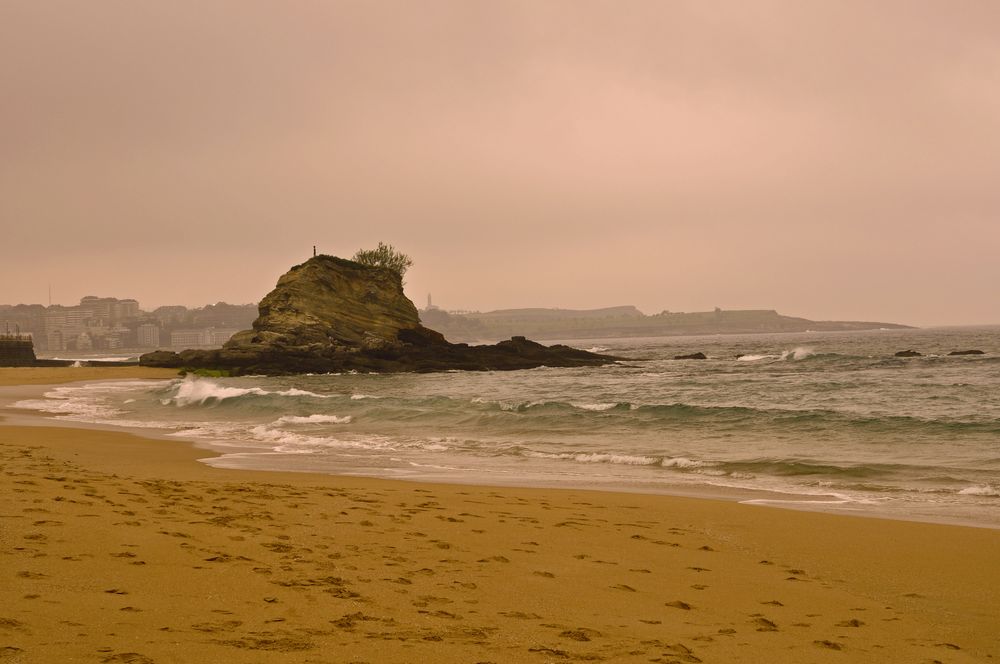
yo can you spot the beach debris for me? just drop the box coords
[559,628,601,641]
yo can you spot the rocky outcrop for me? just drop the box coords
[227,256,420,349]
[141,256,617,375]
[673,352,707,360]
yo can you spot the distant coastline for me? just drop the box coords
[420,305,913,343]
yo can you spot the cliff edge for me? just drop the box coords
[140,255,616,375]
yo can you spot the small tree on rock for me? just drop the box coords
[352,242,413,282]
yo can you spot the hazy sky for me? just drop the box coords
[2,1,998,326]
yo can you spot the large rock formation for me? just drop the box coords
[141,255,617,375]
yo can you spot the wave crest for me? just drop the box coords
[166,377,328,406]
[275,414,353,425]
[958,484,1000,497]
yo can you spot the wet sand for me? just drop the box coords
[2,368,998,663]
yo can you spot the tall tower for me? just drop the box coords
[427,293,432,310]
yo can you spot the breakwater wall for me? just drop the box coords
[0,335,37,366]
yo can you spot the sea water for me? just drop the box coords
[16,327,1000,528]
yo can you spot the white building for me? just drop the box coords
[136,324,161,348]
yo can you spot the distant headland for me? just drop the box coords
[419,305,913,343]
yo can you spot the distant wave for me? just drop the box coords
[275,414,352,425]
[958,484,1000,497]
[459,395,1000,435]
[737,347,817,362]
[572,402,621,412]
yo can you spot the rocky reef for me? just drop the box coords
[140,255,617,375]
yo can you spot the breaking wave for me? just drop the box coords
[164,377,329,407]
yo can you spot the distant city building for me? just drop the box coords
[1,298,255,352]
[46,329,66,351]
[114,299,140,321]
[206,328,240,345]
[170,327,240,348]
[136,323,161,348]
[170,329,207,348]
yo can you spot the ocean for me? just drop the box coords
[16,326,1000,528]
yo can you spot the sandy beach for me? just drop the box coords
[2,368,998,663]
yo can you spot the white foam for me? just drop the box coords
[574,402,618,411]
[574,453,659,465]
[660,456,709,469]
[12,397,121,419]
[169,379,267,405]
[586,346,609,353]
[781,347,816,361]
[279,387,327,397]
[499,400,544,411]
[350,394,383,400]
[958,484,1000,497]
[522,450,659,466]
[275,414,352,425]
[736,354,776,362]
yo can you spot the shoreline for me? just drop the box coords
[1,367,999,662]
[3,368,997,531]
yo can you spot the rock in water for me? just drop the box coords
[141,255,617,375]
[894,349,922,357]
[237,255,420,347]
[674,352,708,360]
[948,350,985,356]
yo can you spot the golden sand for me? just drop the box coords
[1,368,997,663]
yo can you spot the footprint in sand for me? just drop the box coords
[835,618,864,627]
[499,611,542,620]
[750,615,778,631]
[559,628,602,642]
[99,653,155,664]
[814,640,843,650]
[659,643,701,663]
